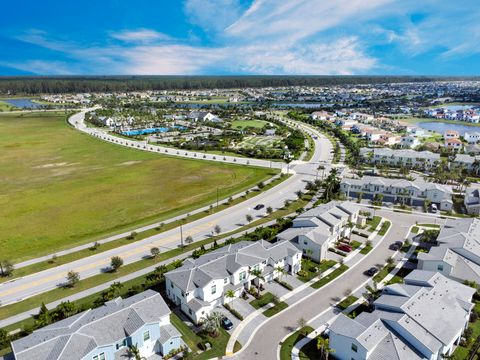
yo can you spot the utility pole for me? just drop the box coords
[180,224,184,249]
[216,187,219,208]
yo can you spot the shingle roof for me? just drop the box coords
[12,290,171,360]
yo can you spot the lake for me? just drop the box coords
[417,121,478,136]
[3,98,43,109]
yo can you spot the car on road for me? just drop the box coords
[222,317,234,330]
[254,204,265,210]
[366,267,379,276]
[337,244,352,252]
[390,241,404,251]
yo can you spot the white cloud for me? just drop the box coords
[0,60,75,75]
[110,29,171,43]
[184,0,244,32]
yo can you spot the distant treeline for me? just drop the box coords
[0,75,479,95]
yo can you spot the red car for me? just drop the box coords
[337,244,352,252]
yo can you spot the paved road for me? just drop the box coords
[230,210,439,360]
[0,112,333,307]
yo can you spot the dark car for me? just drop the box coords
[366,267,379,276]
[337,244,352,252]
[390,240,404,251]
[254,204,265,210]
[222,317,234,330]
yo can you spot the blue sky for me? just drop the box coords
[0,0,479,75]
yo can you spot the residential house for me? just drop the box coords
[328,270,475,360]
[400,135,420,148]
[310,111,330,120]
[11,290,184,360]
[464,187,480,215]
[443,130,460,140]
[164,240,301,323]
[360,147,440,170]
[450,154,480,173]
[464,131,480,144]
[187,111,216,122]
[277,201,360,263]
[418,218,480,283]
[444,138,464,151]
[340,176,453,211]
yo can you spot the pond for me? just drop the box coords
[2,98,43,109]
[122,125,185,136]
[417,121,479,136]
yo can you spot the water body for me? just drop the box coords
[441,105,477,111]
[417,121,478,136]
[122,125,185,136]
[3,98,43,109]
[273,103,334,108]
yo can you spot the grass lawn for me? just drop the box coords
[279,326,314,360]
[238,135,283,149]
[297,259,336,282]
[411,226,419,233]
[337,295,358,311]
[418,223,440,228]
[250,292,275,309]
[378,221,391,236]
[373,264,395,283]
[453,301,480,359]
[0,101,15,112]
[367,216,382,231]
[263,301,288,317]
[231,119,271,130]
[311,265,349,289]
[360,244,373,255]
[0,111,275,262]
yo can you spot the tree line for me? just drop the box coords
[1,75,478,95]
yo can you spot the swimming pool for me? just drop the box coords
[121,126,185,136]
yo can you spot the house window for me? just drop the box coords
[438,264,444,271]
[351,343,358,352]
[143,331,150,341]
[116,339,127,350]
[224,278,228,284]
[211,284,217,294]
[171,283,174,288]
[181,291,185,297]
[304,240,308,245]
[189,309,192,315]
[239,271,246,281]
[93,354,105,360]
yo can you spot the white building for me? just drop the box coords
[400,135,420,148]
[465,187,480,215]
[340,176,453,211]
[360,148,440,170]
[328,270,475,360]
[464,131,480,144]
[164,240,301,323]
[277,201,360,263]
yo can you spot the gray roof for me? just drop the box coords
[165,240,301,292]
[361,147,440,161]
[158,324,182,344]
[12,290,171,360]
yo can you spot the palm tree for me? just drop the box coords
[346,221,355,241]
[202,312,223,337]
[225,289,235,305]
[249,268,264,293]
[129,344,146,360]
[275,266,286,281]
[317,337,334,360]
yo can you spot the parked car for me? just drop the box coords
[254,204,265,210]
[337,244,352,252]
[366,267,378,276]
[430,204,438,213]
[390,241,403,251]
[222,317,234,330]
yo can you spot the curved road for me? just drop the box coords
[0,111,333,307]
[230,210,440,360]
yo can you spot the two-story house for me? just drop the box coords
[164,240,301,323]
[328,270,475,360]
[11,290,184,360]
[277,201,360,263]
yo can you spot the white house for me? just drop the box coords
[444,130,460,140]
[418,218,480,283]
[11,290,184,360]
[400,135,420,148]
[464,131,480,144]
[328,270,475,360]
[444,138,464,151]
[340,176,453,211]
[360,148,440,170]
[164,240,301,323]
[465,187,480,215]
[277,201,360,263]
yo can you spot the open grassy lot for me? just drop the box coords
[238,135,283,149]
[0,112,275,261]
[231,119,272,130]
[0,101,15,112]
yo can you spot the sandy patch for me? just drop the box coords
[117,161,143,166]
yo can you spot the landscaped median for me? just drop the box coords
[279,326,314,360]
[311,264,349,289]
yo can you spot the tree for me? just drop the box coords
[295,190,303,199]
[150,247,160,258]
[347,221,355,240]
[36,303,52,327]
[225,289,235,304]
[214,225,221,235]
[0,328,9,349]
[0,260,14,277]
[129,344,146,360]
[54,301,77,320]
[266,206,273,215]
[185,235,194,245]
[275,266,286,281]
[249,269,264,293]
[66,270,80,288]
[126,231,137,240]
[317,337,334,360]
[246,214,253,223]
[386,256,395,267]
[202,312,223,336]
[110,256,124,272]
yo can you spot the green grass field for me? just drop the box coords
[0,101,15,112]
[238,135,283,149]
[231,119,272,130]
[0,112,275,261]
